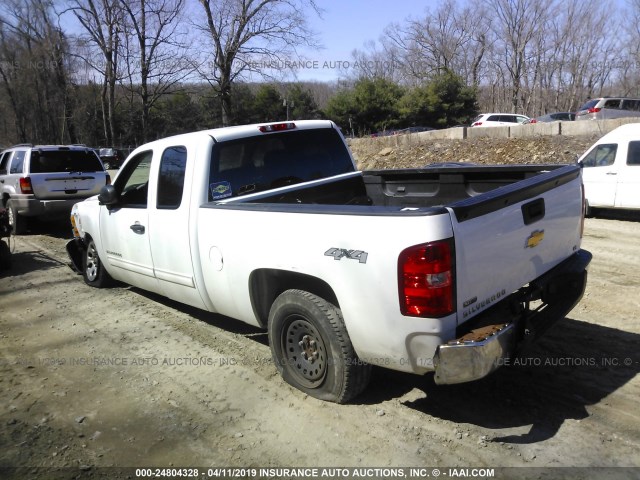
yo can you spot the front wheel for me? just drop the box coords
[268,289,371,403]
[82,238,113,287]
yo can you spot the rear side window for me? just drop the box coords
[157,146,187,209]
[487,115,501,122]
[9,151,26,174]
[627,141,640,166]
[30,150,103,173]
[622,100,640,111]
[603,99,621,109]
[581,144,617,168]
[209,128,354,199]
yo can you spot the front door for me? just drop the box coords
[99,150,160,293]
[580,143,619,208]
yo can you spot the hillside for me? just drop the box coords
[348,134,601,170]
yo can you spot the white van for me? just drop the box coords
[578,123,640,212]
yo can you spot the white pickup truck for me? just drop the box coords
[66,120,591,403]
[578,123,640,213]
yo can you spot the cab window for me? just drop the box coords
[157,146,187,209]
[114,150,153,208]
[627,141,640,166]
[581,144,617,168]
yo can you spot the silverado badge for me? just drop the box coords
[525,229,545,249]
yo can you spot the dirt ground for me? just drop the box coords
[1,212,640,476]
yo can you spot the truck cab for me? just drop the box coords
[579,123,640,212]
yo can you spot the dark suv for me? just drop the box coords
[0,144,109,234]
[98,147,125,170]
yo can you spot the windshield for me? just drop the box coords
[30,150,104,173]
[209,128,354,200]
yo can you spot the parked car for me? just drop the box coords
[575,97,640,121]
[0,144,110,234]
[470,113,530,127]
[525,112,575,123]
[98,147,125,170]
[66,120,590,403]
[577,123,640,213]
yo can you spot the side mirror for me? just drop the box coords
[98,184,119,206]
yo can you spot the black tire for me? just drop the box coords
[6,200,27,235]
[0,240,11,270]
[82,238,113,287]
[584,200,593,218]
[268,289,371,403]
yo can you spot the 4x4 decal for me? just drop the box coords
[324,248,368,264]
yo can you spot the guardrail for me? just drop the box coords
[347,117,640,150]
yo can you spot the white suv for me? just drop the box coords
[471,113,530,127]
[0,144,109,234]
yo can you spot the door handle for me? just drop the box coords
[130,223,145,234]
[606,172,617,175]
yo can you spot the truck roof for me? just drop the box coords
[128,120,337,158]
[596,123,640,144]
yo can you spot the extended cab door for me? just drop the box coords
[580,143,619,207]
[615,140,640,209]
[147,145,207,310]
[98,150,160,293]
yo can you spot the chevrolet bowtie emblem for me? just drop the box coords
[525,230,545,248]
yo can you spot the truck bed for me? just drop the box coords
[214,164,580,220]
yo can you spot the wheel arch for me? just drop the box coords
[249,269,340,328]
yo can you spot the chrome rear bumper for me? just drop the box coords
[434,322,516,384]
[433,249,592,385]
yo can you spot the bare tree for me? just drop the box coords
[197,0,321,126]
[70,0,123,146]
[119,0,194,142]
[486,0,554,113]
[0,0,77,143]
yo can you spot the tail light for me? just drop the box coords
[398,239,455,317]
[530,119,538,124]
[472,122,482,127]
[587,107,601,114]
[106,173,111,185]
[19,177,33,194]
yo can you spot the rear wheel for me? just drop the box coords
[6,200,27,235]
[268,289,371,403]
[83,238,113,287]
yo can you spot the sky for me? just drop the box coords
[284,0,430,82]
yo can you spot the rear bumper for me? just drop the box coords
[433,249,592,384]
[10,196,81,217]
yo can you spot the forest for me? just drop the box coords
[1,0,638,147]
